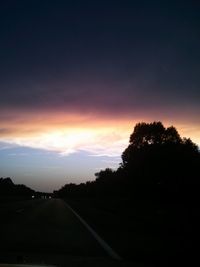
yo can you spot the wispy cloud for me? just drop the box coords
[0,142,17,150]
[2,128,129,157]
[8,153,28,156]
[0,110,199,157]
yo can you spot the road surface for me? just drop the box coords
[0,198,113,265]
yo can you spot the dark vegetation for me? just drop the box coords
[55,122,200,265]
[0,177,34,197]
[0,177,52,199]
[55,121,199,203]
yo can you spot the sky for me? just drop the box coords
[0,0,200,192]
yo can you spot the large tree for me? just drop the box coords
[121,122,199,189]
[122,122,183,165]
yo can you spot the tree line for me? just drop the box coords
[0,177,35,197]
[55,121,200,209]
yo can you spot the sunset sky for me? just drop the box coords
[0,1,200,192]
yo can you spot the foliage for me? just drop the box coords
[0,177,35,196]
[55,121,200,200]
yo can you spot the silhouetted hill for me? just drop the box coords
[0,177,35,196]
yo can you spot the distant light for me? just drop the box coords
[32,195,35,198]
[49,196,52,199]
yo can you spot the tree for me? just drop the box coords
[56,121,199,200]
[121,121,200,191]
[129,121,165,147]
[122,121,186,167]
[95,168,114,182]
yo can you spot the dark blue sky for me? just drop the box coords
[0,0,199,191]
[0,0,199,112]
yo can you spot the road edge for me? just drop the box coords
[64,201,122,261]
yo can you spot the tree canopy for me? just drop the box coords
[122,121,198,168]
[56,121,200,198]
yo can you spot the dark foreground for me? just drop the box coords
[0,198,135,266]
[67,197,199,267]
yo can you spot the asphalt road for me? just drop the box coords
[0,198,112,265]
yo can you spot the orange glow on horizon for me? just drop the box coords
[0,110,199,156]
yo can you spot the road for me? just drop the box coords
[0,198,113,266]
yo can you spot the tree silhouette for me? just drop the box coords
[56,121,200,199]
[122,121,183,166]
[0,177,34,196]
[119,121,200,213]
